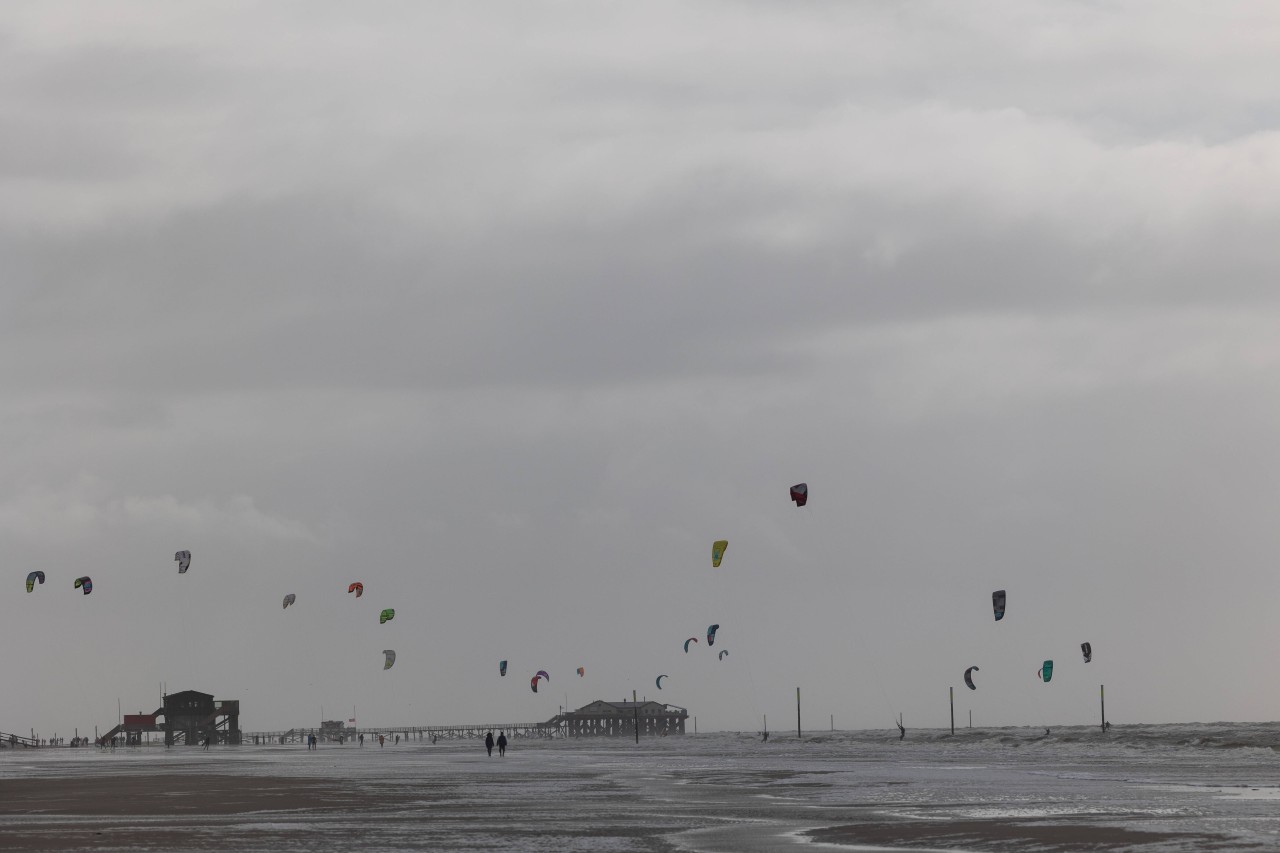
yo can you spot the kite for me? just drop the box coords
[283,593,296,609]
[790,483,808,507]
[1081,642,1092,663]
[577,667,585,677]
[964,666,979,690]
[656,674,668,689]
[712,540,728,567]
[380,609,395,624]
[348,582,364,598]
[992,590,1006,621]
[383,650,396,670]
[536,670,550,682]
[75,576,92,595]
[706,624,720,646]
[718,650,729,660]
[25,571,45,593]
[684,637,698,653]
[1038,660,1054,682]
[530,676,539,693]
[499,660,508,677]
[175,550,191,573]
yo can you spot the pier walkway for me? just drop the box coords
[245,720,563,745]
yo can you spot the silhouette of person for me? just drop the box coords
[497,731,507,757]
[485,731,494,756]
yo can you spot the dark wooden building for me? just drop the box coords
[161,690,241,746]
[557,700,687,737]
[319,720,353,742]
[97,689,241,746]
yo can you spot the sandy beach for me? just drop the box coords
[0,774,354,851]
[805,820,1228,850]
[3,727,1278,851]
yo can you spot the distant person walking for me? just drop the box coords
[379,734,385,747]
[359,733,364,747]
[203,735,210,751]
[395,735,400,745]
[485,731,494,756]
[497,731,507,757]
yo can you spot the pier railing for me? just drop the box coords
[243,721,562,745]
[0,731,43,748]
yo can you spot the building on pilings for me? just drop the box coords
[555,700,687,737]
[98,690,240,746]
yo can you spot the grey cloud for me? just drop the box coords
[3,2,1280,734]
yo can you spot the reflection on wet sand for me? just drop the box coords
[2,725,1280,851]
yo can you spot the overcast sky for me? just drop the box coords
[4,1,1280,738]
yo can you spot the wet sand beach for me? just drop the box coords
[2,726,1278,851]
[806,819,1229,851]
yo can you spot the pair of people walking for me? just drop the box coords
[484,731,508,757]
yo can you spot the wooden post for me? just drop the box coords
[1100,684,1106,732]
[796,688,801,739]
[949,686,954,735]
